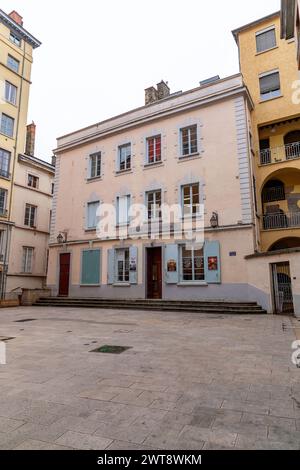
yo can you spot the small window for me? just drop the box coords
[0,188,8,216]
[87,201,100,229]
[89,152,101,178]
[22,247,34,273]
[51,183,54,195]
[117,195,130,225]
[9,32,21,47]
[256,28,276,53]
[181,246,204,282]
[28,174,39,189]
[0,114,14,137]
[181,125,198,157]
[5,82,17,105]
[147,190,162,220]
[147,135,161,164]
[182,183,200,216]
[24,204,37,228]
[0,149,11,179]
[7,55,19,73]
[259,71,281,101]
[118,143,131,171]
[116,248,130,283]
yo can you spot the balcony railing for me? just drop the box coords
[263,211,300,230]
[260,141,300,165]
[262,186,285,203]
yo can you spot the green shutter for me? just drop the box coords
[107,249,115,285]
[204,241,221,284]
[129,246,138,284]
[164,244,179,284]
[81,249,101,285]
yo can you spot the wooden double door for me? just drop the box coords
[146,248,162,299]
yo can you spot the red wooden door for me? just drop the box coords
[147,248,162,299]
[59,253,70,296]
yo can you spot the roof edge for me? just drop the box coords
[232,11,280,43]
[0,9,41,48]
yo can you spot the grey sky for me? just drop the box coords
[2,0,280,161]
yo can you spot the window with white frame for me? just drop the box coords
[24,204,37,228]
[22,247,34,273]
[182,183,200,216]
[117,195,130,225]
[89,152,101,178]
[116,248,129,282]
[259,71,281,101]
[181,246,204,282]
[0,114,14,137]
[256,27,276,53]
[7,55,19,73]
[118,143,131,171]
[147,190,162,220]
[0,189,7,216]
[87,201,100,229]
[28,174,39,189]
[5,81,17,105]
[0,149,11,178]
[9,32,21,47]
[146,135,161,164]
[181,125,198,156]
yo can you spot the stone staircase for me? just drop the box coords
[33,297,267,314]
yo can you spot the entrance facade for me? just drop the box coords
[271,262,294,314]
[58,253,70,296]
[146,247,162,299]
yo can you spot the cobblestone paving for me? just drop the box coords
[0,306,299,450]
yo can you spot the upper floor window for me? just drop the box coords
[28,174,39,189]
[182,183,200,216]
[5,81,17,105]
[147,135,161,164]
[147,190,162,220]
[256,27,276,53]
[259,71,281,101]
[117,195,130,225]
[24,204,37,228]
[89,152,101,179]
[0,149,11,179]
[0,114,14,137]
[7,55,19,73]
[87,201,100,229]
[118,143,131,171]
[9,32,21,47]
[181,125,198,157]
[0,188,8,217]
[22,247,34,273]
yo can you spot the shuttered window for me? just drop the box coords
[81,249,100,285]
[87,201,100,229]
[259,72,281,100]
[256,28,276,53]
[22,247,34,273]
[181,246,204,282]
[117,195,130,225]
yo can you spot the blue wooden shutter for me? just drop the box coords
[164,244,179,284]
[107,249,115,284]
[129,246,138,284]
[81,249,100,285]
[204,241,221,284]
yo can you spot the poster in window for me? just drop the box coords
[167,259,177,272]
[208,256,218,271]
[129,257,137,271]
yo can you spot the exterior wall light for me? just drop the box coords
[210,212,219,228]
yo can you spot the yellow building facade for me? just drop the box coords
[233,11,300,253]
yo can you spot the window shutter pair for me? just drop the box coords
[107,246,138,285]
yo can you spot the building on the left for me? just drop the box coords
[0,9,55,300]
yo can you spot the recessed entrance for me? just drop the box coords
[58,253,70,297]
[271,262,294,315]
[146,247,162,299]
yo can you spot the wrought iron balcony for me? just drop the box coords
[260,141,300,165]
[263,211,300,230]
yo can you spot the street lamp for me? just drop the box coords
[210,212,219,229]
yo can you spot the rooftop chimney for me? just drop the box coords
[157,81,170,100]
[25,122,36,157]
[145,80,170,105]
[8,11,23,26]
[145,86,158,105]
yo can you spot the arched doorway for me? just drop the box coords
[284,130,300,159]
[269,237,300,251]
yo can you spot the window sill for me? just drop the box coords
[0,132,14,140]
[259,94,283,103]
[85,227,97,232]
[87,176,102,183]
[115,169,132,176]
[178,153,201,162]
[178,282,208,287]
[144,161,164,169]
[80,284,100,287]
[255,45,278,56]
[113,282,131,287]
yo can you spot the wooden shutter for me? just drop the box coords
[204,241,221,284]
[107,249,115,284]
[81,249,101,285]
[164,244,179,284]
[129,246,138,284]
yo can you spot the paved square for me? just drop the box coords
[0,306,300,450]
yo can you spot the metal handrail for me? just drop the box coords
[260,141,300,165]
[263,211,300,230]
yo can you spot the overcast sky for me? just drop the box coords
[2,0,280,161]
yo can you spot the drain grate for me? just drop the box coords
[90,345,132,354]
[0,337,15,342]
[14,319,37,323]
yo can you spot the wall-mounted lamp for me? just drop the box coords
[210,212,219,229]
[57,232,67,244]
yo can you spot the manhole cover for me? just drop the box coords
[0,337,15,342]
[90,345,132,354]
[15,319,37,323]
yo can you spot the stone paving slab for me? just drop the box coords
[0,306,299,450]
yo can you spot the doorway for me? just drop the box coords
[58,253,70,296]
[271,262,294,314]
[146,247,162,299]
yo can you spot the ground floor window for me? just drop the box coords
[181,246,204,282]
[116,248,129,282]
[22,247,34,273]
